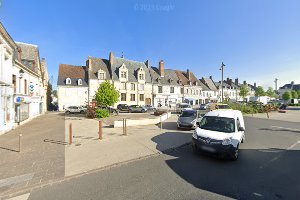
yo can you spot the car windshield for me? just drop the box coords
[181,104,190,108]
[199,116,235,133]
[180,111,196,117]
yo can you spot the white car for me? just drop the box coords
[192,109,245,160]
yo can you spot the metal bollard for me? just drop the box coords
[99,121,103,140]
[69,123,72,145]
[19,134,22,152]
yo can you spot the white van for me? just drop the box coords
[176,103,193,113]
[192,109,245,160]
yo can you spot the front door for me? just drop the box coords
[145,98,151,105]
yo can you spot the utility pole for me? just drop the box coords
[274,78,278,91]
[220,62,226,102]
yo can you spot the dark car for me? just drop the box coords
[128,105,147,113]
[99,106,119,114]
[117,104,130,112]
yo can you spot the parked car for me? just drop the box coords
[209,103,231,110]
[177,110,202,129]
[176,103,193,113]
[98,106,119,114]
[144,105,156,112]
[65,106,86,114]
[117,104,130,112]
[128,105,147,113]
[192,109,245,160]
[199,104,207,110]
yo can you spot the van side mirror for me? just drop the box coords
[196,122,200,126]
[238,127,245,131]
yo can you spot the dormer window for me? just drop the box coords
[66,78,71,85]
[139,73,144,80]
[178,80,182,84]
[138,67,145,81]
[119,63,128,81]
[169,78,173,83]
[78,79,82,85]
[195,82,198,86]
[121,71,127,79]
[98,70,105,80]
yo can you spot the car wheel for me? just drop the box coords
[66,111,70,114]
[129,110,132,113]
[80,110,84,114]
[230,145,239,161]
[141,109,145,113]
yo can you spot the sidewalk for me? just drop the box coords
[65,115,192,177]
[0,112,65,197]
[244,107,300,123]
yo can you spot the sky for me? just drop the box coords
[0,0,299,89]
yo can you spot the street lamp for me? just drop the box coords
[19,69,24,79]
[219,62,226,102]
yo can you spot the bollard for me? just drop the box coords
[99,121,103,140]
[125,119,127,136]
[69,123,72,145]
[19,134,22,152]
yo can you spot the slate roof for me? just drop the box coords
[279,83,300,90]
[202,78,218,91]
[89,57,111,80]
[110,57,152,83]
[16,42,40,73]
[57,64,88,86]
[175,70,201,86]
[149,67,180,85]
[214,81,231,89]
[198,81,210,91]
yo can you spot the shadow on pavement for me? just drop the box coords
[44,139,68,145]
[0,146,19,152]
[286,107,300,111]
[151,132,300,200]
[259,128,300,134]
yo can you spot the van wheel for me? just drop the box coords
[230,145,239,161]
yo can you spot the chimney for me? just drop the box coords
[187,69,191,80]
[235,78,239,85]
[17,47,22,61]
[229,79,232,85]
[109,52,114,65]
[254,82,257,88]
[145,60,150,68]
[209,75,212,80]
[226,77,230,83]
[159,60,164,77]
[243,80,247,85]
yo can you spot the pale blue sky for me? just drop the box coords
[0,0,299,89]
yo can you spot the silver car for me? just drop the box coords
[65,106,86,114]
[177,110,202,129]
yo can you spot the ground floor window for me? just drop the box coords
[130,94,135,101]
[121,93,126,101]
[139,94,144,101]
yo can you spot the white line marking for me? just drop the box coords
[0,173,34,188]
[271,126,300,132]
[7,193,30,200]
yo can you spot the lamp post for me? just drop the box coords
[19,69,24,94]
[219,62,225,103]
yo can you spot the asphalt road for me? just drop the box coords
[27,117,300,200]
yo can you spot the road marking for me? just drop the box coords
[7,193,30,200]
[0,173,34,188]
[271,126,300,132]
[260,141,300,169]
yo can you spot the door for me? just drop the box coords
[145,98,151,105]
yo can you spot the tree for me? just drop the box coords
[297,90,300,98]
[46,81,53,111]
[95,80,120,107]
[239,84,250,99]
[266,87,275,98]
[291,90,299,99]
[282,91,292,101]
[52,90,57,97]
[255,86,265,96]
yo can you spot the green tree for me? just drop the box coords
[52,90,57,97]
[291,90,299,99]
[255,86,265,96]
[297,90,300,98]
[282,91,292,101]
[95,80,120,107]
[266,87,275,97]
[239,84,250,99]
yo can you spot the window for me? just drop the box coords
[181,87,184,94]
[24,79,27,94]
[158,86,163,93]
[120,82,126,90]
[78,79,82,85]
[99,72,105,80]
[130,94,135,101]
[139,73,144,80]
[66,78,71,85]
[12,75,16,93]
[196,90,198,95]
[121,93,126,101]
[121,71,127,79]
[140,94,144,101]
[170,87,174,93]
[139,84,144,90]
[131,83,135,91]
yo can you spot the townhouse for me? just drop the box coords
[278,81,299,98]
[0,23,48,134]
[200,76,219,103]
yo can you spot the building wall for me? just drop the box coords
[58,86,88,111]
[152,84,181,107]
